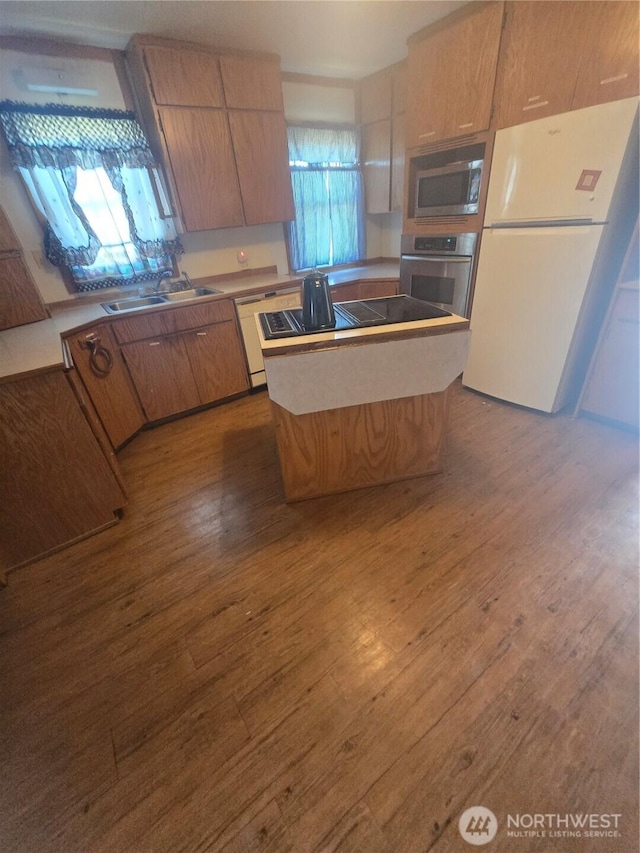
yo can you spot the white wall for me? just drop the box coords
[0,49,396,306]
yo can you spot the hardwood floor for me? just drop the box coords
[1,382,638,853]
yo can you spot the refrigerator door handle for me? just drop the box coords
[489,217,595,229]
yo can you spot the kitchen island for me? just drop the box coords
[258,298,470,501]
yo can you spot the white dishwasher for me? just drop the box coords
[235,288,301,387]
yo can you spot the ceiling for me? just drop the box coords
[0,0,468,79]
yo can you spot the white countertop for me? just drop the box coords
[0,263,399,382]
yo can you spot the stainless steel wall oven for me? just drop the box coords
[399,233,477,318]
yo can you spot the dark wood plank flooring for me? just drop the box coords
[1,383,638,852]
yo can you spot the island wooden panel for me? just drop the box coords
[271,389,450,501]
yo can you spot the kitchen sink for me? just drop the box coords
[102,295,167,313]
[102,287,221,313]
[162,287,220,301]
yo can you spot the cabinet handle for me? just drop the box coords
[149,341,161,347]
[196,331,207,336]
[458,123,473,129]
[600,73,628,86]
[522,101,549,112]
[418,131,436,138]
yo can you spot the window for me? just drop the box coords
[287,126,365,271]
[0,102,182,291]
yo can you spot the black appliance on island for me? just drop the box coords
[259,294,452,340]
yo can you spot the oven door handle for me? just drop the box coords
[401,254,472,264]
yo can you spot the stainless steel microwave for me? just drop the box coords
[414,159,483,217]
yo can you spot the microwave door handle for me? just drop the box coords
[402,255,471,263]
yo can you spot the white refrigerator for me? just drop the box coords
[462,97,639,413]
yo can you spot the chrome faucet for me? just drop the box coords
[154,270,173,293]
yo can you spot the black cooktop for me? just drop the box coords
[260,295,452,340]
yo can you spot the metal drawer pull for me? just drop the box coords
[196,331,207,336]
[459,123,473,129]
[522,100,549,111]
[149,341,161,347]
[600,73,628,85]
[418,131,436,138]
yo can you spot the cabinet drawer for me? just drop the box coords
[111,299,236,343]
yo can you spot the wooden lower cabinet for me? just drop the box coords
[184,321,250,403]
[331,280,398,304]
[121,320,250,422]
[121,334,201,421]
[0,369,126,572]
[66,323,145,449]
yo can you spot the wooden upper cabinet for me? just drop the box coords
[571,1,640,111]
[142,44,224,107]
[0,207,49,331]
[360,71,392,124]
[362,120,392,214]
[391,112,405,213]
[392,63,406,115]
[494,2,581,129]
[227,110,294,225]
[0,206,21,253]
[219,55,284,110]
[407,2,504,147]
[158,107,244,231]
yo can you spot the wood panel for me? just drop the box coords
[111,298,236,344]
[142,44,224,107]
[330,282,361,304]
[0,383,638,851]
[362,120,391,214]
[227,110,295,225]
[184,321,250,404]
[219,55,284,111]
[66,324,146,448]
[392,62,406,115]
[494,1,583,129]
[158,107,244,232]
[0,254,49,330]
[121,335,200,421]
[0,370,125,571]
[571,1,640,111]
[271,389,450,501]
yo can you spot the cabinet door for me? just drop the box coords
[330,283,361,304]
[219,55,284,111]
[121,335,200,421]
[571,1,640,111]
[66,324,145,448]
[185,321,249,404]
[494,2,585,129]
[227,111,295,225]
[362,120,391,214]
[143,45,224,107]
[159,107,244,231]
[407,2,503,146]
[391,112,405,214]
[0,206,20,252]
[359,281,398,300]
[360,71,392,124]
[0,254,49,330]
